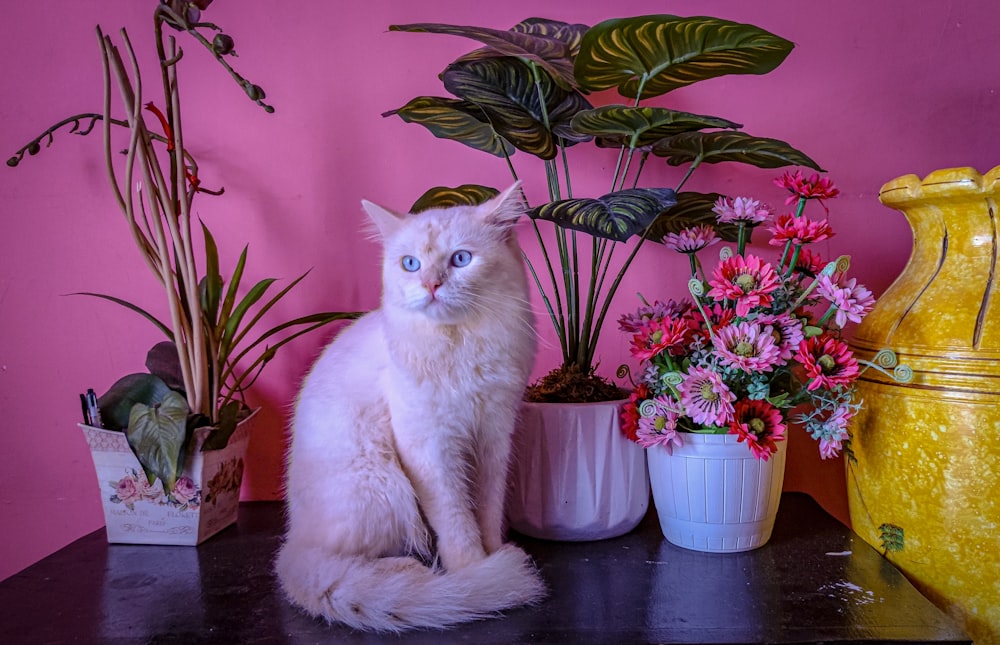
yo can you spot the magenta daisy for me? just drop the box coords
[636,397,683,449]
[768,213,834,246]
[756,313,805,360]
[794,335,860,391]
[773,170,840,205]
[663,225,720,253]
[712,321,783,372]
[816,405,853,459]
[816,275,875,328]
[712,196,772,225]
[706,253,780,317]
[729,398,786,460]
[677,365,736,427]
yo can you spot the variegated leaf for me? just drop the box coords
[571,105,740,149]
[529,187,677,242]
[575,15,794,99]
[383,96,514,157]
[389,22,577,89]
[652,131,823,170]
[443,57,593,160]
[645,192,741,243]
[410,184,499,213]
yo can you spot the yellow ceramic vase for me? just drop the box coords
[848,166,1000,645]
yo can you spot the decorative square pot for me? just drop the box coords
[79,412,254,545]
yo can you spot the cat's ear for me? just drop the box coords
[482,181,526,231]
[361,199,404,238]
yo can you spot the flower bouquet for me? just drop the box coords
[620,172,877,461]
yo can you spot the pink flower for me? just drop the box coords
[729,399,786,460]
[171,477,199,506]
[816,406,853,459]
[795,335,860,391]
[636,397,683,450]
[768,213,835,246]
[114,475,142,506]
[712,321,783,372]
[707,254,780,317]
[757,313,805,360]
[630,317,694,360]
[618,299,691,333]
[712,196,771,224]
[621,384,649,442]
[678,366,736,427]
[817,275,875,327]
[663,225,720,253]
[773,170,840,204]
[687,302,736,339]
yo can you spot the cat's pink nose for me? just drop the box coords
[423,279,441,296]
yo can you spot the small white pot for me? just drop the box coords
[647,432,786,553]
[80,410,255,546]
[506,399,650,541]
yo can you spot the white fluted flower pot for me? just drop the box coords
[647,433,786,553]
[506,399,649,541]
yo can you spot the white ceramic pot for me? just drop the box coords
[80,410,255,545]
[506,399,649,541]
[647,433,786,553]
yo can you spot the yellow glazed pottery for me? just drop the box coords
[848,166,1000,645]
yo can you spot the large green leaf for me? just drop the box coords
[199,221,223,328]
[529,188,677,242]
[652,130,823,170]
[442,57,592,160]
[575,15,794,99]
[389,22,577,89]
[97,372,174,431]
[571,105,740,149]
[645,192,740,243]
[125,390,190,492]
[410,184,499,213]
[383,96,514,157]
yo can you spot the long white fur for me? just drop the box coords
[276,182,545,632]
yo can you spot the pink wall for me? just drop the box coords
[1,1,997,580]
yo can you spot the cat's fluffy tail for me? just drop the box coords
[275,542,546,632]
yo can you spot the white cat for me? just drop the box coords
[275,182,545,632]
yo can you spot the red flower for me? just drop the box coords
[630,318,694,360]
[794,335,860,391]
[768,213,835,247]
[621,384,649,442]
[773,170,840,205]
[729,399,786,460]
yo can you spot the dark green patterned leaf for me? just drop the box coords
[571,105,740,149]
[383,96,514,157]
[652,131,823,170]
[529,188,677,241]
[443,57,592,160]
[575,15,794,99]
[389,22,577,89]
[645,192,740,243]
[457,18,590,66]
[410,184,500,213]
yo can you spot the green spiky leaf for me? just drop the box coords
[383,96,514,157]
[645,192,740,243]
[571,105,740,149]
[653,130,823,170]
[411,184,499,213]
[389,22,577,89]
[575,15,794,99]
[442,57,592,160]
[529,188,677,241]
[125,391,191,492]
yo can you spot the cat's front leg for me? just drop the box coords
[391,417,486,571]
[473,418,515,554]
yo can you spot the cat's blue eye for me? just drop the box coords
[401,255,421,272]
[450,250,472,267]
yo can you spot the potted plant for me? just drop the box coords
[7,0,357,545]
[619,172,907,552]
[383,14,824,539]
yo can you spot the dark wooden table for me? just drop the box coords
[0,493,969,644]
